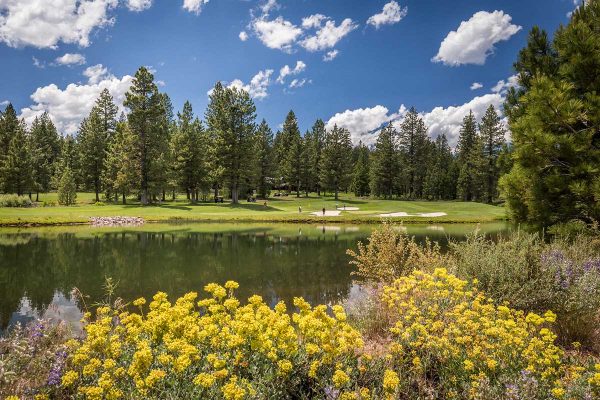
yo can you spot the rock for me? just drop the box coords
[89,216,145,227]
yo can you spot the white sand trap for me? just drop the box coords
[378,211,447,218]
[336,206,360,211]
[379,212,409,217]
[311,210,342,217]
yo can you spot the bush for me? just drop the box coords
[0,194,33,207]
[451,231,600,350]
[57,168,77,206]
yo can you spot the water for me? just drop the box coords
[0,222,510,334]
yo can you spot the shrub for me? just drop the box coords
[347,223,451,282]
[57,168,77,206]
[451,231,600,349]
[0,194,33,207]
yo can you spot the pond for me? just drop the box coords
[0,222,511,334]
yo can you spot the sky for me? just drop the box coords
[0,0,581,146]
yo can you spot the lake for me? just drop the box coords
[0,222,511,334]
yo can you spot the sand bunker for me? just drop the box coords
[311,210,342,217]
[378,212,447,218]
[336,206,360,211]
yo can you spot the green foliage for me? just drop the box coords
[398,107,429,198]
[280,110,304,197]
[1,121,34,196]
[57,168,77,206]
[351,142,370,197]
[0,194,33,207]
[502,2,600,226]
[456,111,485,202]
[320,124,352,200]
[369,124,398,198]
[254,119,274,199]
[103,121,140,204]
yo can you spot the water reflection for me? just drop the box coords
[0,222,511,333]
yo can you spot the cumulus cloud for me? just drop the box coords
[222,69,274,100]
[300,17,358,52]
[367,1,407,29]
[327,92,506,147]
[301,14,327,29]
[126,0,152,12]
[239,31,248,41]
[492,74,519,94]
[289,78,310,89]
[323,50,339,62]
[277,61,306,84]
[182,0,209,15]
[20,65,133,135]
[326,105,406,145]
[0,0,118,48]
[252,16,302,52]
[470,82,483,90]
[432,10,521,66]
[55,53,86,66]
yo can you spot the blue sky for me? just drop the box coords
[0,0,579,145]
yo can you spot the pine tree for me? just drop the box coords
[94,89,118,141]
[369,124,398,198]
[30,113,60,199]
[57,167,77,206]
[78,110,108,202]
[500,1,600,225]
[254,119,274,199]
[124,66,166,204]
[308,119,325,195]
[456,111,484,201]
[281,111,303,197]
[351,142,370,197]
[206,82,256,204]
[479,105,506,203]
[423,134,455,200]
[0,104,19,165]
[53,134,79,190]
[320,125,352,200]
[398,107,429,198]
[103,121,140,204]
[1,121,34,196]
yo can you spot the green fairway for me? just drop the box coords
[0,192,507,226]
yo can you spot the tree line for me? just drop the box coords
[0,67,509,205]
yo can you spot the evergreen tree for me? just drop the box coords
[423,134,455,200]
[254,119,274,199]
[307,119,325,195]
[103,121,140,204]
[479,105,506,203]
[398,107,429,198]
[124,66,166,204]
[57,167,77,206]
[78,110,107,202]
[456,111,484,201]
[369,124,398,198]
[320,125,352,200]
[280,111,304,197]
[170,101,204,201]
[53,134,79,190]
[0,104,19,166]
[351,142,370,197]
[1,121,34,196]
[501,1,600,225]
[30,113,60,199]
[94,89,118,141]
[206,82,256,204]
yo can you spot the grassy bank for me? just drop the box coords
[0,192,507,226]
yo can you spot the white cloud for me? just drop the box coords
[20,65,133,135]
[260,0,279,15]
[55,53,86,66]
[326,105,406,145]
[225,69,274,100]
[0,100,9,107]
[327,92,506,147]
[323,49,339,62]
[277,61,306,84]
[492,74,519,94]
[0,0,118,48]
[289,78,309,89]
[432,10,521,66]
[470,82,483,90]
[252,16,302,52]
[126,0,152,12]
[182,0,209,15]
[421,93,504,146]
[33,56,45,69]
[239,31,248,41]
[300,17,358,52]
[367,1,407,29]
[302,14,327,29]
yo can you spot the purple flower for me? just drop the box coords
[47,349,68,386]
[583,258,600,273]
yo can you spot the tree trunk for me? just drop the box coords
[231,182,238,204]
[172,190,176,201]
[122,192,126,204]
[95,189,100,202]
[162,189,166,201]
[36,192,39,202]
[296,179,300,198]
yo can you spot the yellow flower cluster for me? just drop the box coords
[60,281,363,399]
[382,268,564,397]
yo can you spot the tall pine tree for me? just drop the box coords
[320,125,352,200]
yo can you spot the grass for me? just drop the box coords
[0,192,507,226]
